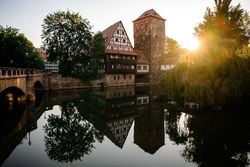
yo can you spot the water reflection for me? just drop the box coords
[165,104,250,167]
[0,86,250,166]
[44,102,101,163]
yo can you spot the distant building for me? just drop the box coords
[36,48,47,61]
[36,48,59,73]
[44,62,59,73]
[160,57,179,71]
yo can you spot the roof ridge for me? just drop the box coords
[102,20,121,34]
[133,9,165,22]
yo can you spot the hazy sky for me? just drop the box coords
[0,0,249,49]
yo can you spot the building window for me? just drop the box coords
[114,75,116,80]
[131,65,135,69]
[123,39,126,43]
[123,74,126,79]
[112,64,114,69]
[117,75,120,80]
[137,65,141,70]
[115,38,118,42]
[143,65,147,70]
[122,31,125,35]
[129,75,131,79]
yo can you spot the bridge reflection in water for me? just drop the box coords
[0,86,250,167]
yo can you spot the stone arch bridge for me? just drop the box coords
[0,67,49,101]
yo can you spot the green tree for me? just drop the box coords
[41,10,93,76]
[0,26,44,69]
[195,0,250,52]
[88,32,105,79]
[164,37,183,58]
[161,0,250,108]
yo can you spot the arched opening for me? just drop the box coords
[34,81,43,92]
[34,81,44,108]
[100,83,104,91]
[0,86,26,102]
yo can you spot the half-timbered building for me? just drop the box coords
[102,21,137,87]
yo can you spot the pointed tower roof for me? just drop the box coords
[133,9,165,22]
[102,21,121,47]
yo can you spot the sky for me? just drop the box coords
[0,0,249,50]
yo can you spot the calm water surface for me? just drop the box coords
[0,86,249,167]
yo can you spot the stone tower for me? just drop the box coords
[133,9,165,83]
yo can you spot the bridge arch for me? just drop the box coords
[0,67,47,101]
[0,86,26,102]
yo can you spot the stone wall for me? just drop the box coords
[134,16,165,84]
[46,74,104,90]
[105,74,135,87]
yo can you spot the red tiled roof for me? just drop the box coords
[134,49,149,64]
[102,21,121,47]
[105,49,138,56]
[133,9,165,22]
[36,48,47,61]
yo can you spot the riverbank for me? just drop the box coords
[45,74,151,91]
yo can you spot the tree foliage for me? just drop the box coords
[87,32,105,78]
[0,26,44,69]
[195,0,250,52]
[41,10,93,76]
[44,102,102,163]
[162,0,250,109]
[164,37,183,58]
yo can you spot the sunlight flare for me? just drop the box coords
[184,38,200,51]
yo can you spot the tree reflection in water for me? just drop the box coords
[44,102,103,163]
[165,106,250,167]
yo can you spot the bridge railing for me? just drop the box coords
[0,67,44,78]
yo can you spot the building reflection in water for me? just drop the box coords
[88,87,137,148]
[89,86,165,151]
[134,86,165,154]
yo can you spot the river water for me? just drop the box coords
[0,86,249,167]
